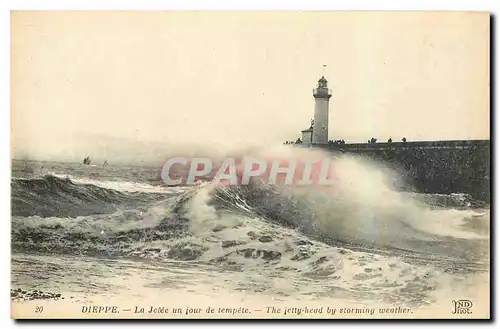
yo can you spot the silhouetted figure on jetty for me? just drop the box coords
[328,139,346,145]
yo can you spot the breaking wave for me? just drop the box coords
[11,151,489,305]
[11,175,176,218]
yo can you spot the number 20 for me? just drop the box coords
[35,306,43,313]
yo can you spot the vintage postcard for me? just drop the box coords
[10,11,490,319]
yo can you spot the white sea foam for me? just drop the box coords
[11,148,490,315]
[48,171,188,194]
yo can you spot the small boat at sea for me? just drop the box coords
[83,156,91,165]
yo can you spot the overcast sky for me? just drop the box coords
[11,11,490,164]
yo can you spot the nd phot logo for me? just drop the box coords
[451,300,473,315]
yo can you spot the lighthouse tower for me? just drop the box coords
[312,76,332,144]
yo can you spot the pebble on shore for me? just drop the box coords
[11,288,64,301]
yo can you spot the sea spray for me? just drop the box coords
[11,153,489,307]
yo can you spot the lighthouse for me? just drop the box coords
[312,76,332,144]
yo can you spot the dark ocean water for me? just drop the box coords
[10,152,490,309]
